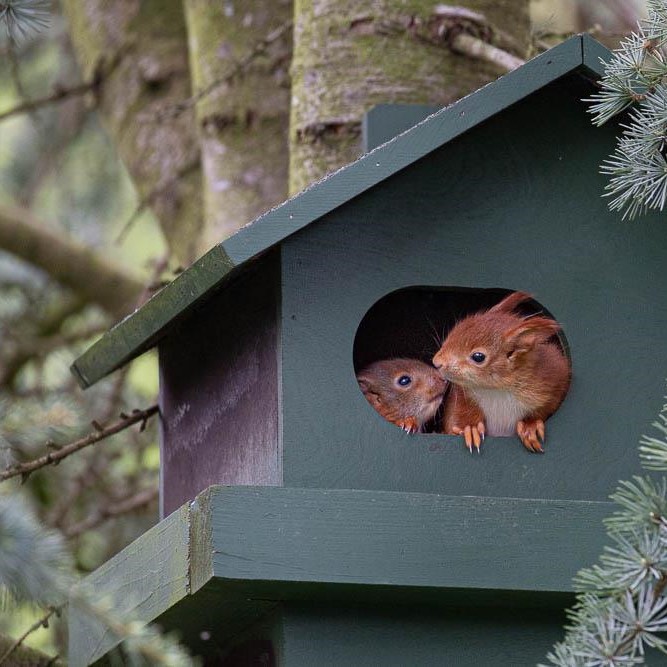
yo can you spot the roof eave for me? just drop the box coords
[71,35,610,389]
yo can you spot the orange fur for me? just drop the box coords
[433,292,570,451]
[357,358,447,433]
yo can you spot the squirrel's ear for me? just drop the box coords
[503,317,561,357]
[489,291,533,315]
[357,375,371,393]
[357,375,381,403]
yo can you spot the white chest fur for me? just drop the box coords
[469,388,531,437]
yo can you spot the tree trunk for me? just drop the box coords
[61,0,203,266]
[183,0,291,250]
[290,0,530,194]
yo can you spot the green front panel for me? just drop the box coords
[275,603,564,667]
[280,74,667,500]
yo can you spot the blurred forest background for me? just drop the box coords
[0,0,647,662]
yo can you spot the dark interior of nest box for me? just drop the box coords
[353,287,570,433]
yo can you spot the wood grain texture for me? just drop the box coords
[203,486,611,593]
[71,244,235,388]
[279,71,667,501]
[68,504,190,667]
[158,254,280,517]
[69,486,611,664]
[71,36,607,388]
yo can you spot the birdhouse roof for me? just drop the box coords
[72,35,610,388]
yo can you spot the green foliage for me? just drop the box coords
[0,0,50,43]
[587,0,667,220]
[542,402,667,666]
[0,493,197,665]
[0,493,70,606]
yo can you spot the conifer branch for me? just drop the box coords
[587,0,667,219]
[0,406,159,482]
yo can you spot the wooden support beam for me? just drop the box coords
[69,486,612,664]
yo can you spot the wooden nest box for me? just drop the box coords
[69,36,667,666]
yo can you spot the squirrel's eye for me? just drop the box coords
[397,375,412,387]
[470,352,486,364]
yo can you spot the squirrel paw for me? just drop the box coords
[397,417,420,434]
[451,422,486,453]
[517,419,545,453]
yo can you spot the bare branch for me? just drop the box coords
[157,20,293,122]
[0,204,144,317]
[350,7,526,76]
[115,159,200,244]
[0,606,62,666]
[0,52,122,124]
[64,486,158,538]
[0,406,159,483]
[0,80,97,123]
[450,33,525,71]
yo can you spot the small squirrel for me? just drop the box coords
[432,291,570,453]
[357,358,447,433]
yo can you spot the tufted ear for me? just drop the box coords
[489,291,533,315]
[503,317,561,358]
[357,375,382,406]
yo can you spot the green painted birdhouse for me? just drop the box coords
[69,36,667,666]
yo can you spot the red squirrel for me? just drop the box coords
[432,292,570,453]
[357,358,447,433]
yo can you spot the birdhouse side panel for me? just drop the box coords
[158,253,281,517]
[278,74,667,500]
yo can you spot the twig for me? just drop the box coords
[0,53,122,124]
[156,20,293,122]
[0,81,96,122]
[0,406,159,483]
[0,605,62,665]
[450,33,525,71]
[64,486,158,538]
[115,160,199,244]
[350,7,526,75]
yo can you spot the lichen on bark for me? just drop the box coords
[184,0,291,249]
[62,0,203,266]
[290,0,530,194]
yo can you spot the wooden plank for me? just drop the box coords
[277,70,665,502]
[68,504,190,667]
[70,36,611,390]
[362,104,441,151]
[158,253,281,517]
[69,486,613,663]
[205,487,611,593]
[71,244,235,388]
[277,602,567,667]
[222,36,587,266]
[582,32,611,76]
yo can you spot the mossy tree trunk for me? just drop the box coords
[289,0,530,194]
[183,0,291,250]
[61,0,203,266]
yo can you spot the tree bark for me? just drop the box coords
[61,0,203,266]
[183,0,291,250]
[0,204,143,317]
[289,0,530,194]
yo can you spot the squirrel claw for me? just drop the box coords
[452,423,485,453]
[517,419,545,453]
[398,417,419,434]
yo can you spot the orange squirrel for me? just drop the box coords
[432,292,570,453]
[357,358,447,433]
